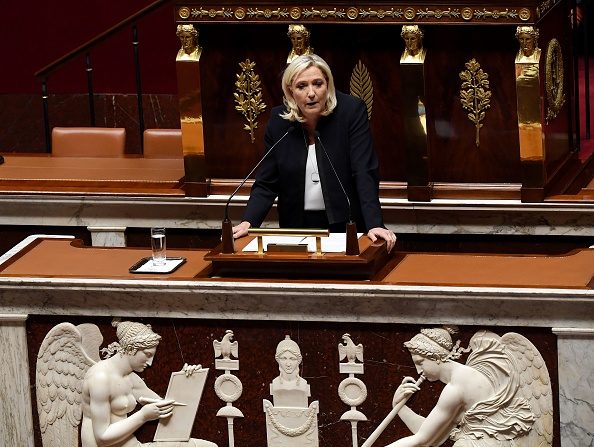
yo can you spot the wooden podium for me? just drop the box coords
[204,234,391,280]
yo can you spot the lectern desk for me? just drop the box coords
[205,234,391,280]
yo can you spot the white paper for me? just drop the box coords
[242,233,362,254]
[134,257,185,273]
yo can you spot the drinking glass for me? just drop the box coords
[150,227,166,266]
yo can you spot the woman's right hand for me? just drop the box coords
[392,376,421,407]
[232,221,251,239]
[139,399,175,421]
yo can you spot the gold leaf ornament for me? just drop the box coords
[349,60,373,120]
[459,58,491,147]
[234,59,267,143]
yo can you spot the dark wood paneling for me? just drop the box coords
[425,25,522,183]
[0,94,180,153]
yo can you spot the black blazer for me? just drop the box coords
[243,91,384,232]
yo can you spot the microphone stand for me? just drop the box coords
[221,127,295,254]
[316,133,360,256]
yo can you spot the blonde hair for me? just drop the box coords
[280,54,337,122]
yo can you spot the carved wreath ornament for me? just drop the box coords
[545,38,565,123]
[264,401,319,437]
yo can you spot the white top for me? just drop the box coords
[304,144,325,211]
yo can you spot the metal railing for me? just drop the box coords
[34,0,170,153]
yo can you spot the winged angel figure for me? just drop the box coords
[36,320,217,447]
[384,327,553,447]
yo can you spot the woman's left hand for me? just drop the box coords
[367,227,397,253]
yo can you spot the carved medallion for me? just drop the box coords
[347,7,358,20]
[178,6,190,19]
[461,7,473,20]
[459,59,492,148]
[545,38,565,123]
[234,7,246,20]
[519,8,531,21]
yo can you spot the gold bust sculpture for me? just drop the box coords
[400,25,426,63]
[515,26,541,63]
[287,24,314,64]
[176,24,202,61]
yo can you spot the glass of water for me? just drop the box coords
[150,227,166,266]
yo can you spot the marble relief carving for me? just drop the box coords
[36,320,216,447]
[33,323,554,447]
[213,330,243,447]
[263,335,319,447]
[370,326,553,447]
[338,334,368,447]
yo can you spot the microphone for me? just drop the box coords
[221,126,295,253]
[315,131,360,255]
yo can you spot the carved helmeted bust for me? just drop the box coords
[270,335,310,408]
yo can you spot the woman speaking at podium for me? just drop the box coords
[232,54,396,252]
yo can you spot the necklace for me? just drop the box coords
[308,146,320,184]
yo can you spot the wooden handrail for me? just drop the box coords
[35,0,170,79]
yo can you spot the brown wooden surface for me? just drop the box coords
[0,154,185,193]
[384,249,594,288]
[4,237,594,289]
[0,238,211,279]
[205,234,391,279]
